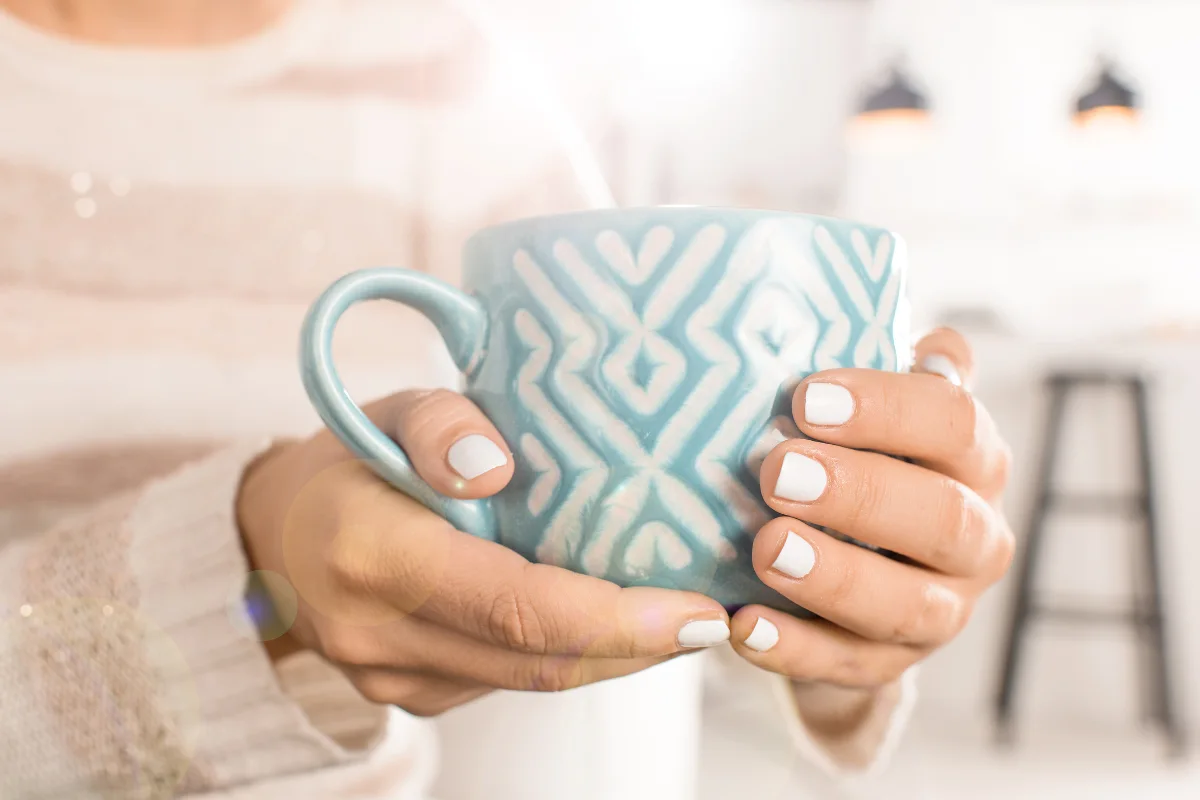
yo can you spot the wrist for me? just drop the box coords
[262,630,306,662]
[235,439,296,569]
[237,439,305,664]
[790,681,890,738]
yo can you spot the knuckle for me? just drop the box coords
[356,674,475,717]
[504,657,583,693]
[895,583,962,645]
[949,389,981,452]
[830,651,875,688]
[930,482,975,570]
[351,671,398,706]
[822,559,860,611]
[539,658,586,693]
[875,655,913,686]
[399,700,442,718]
[988,442,1014,492]
[988,521,1018,584]
[771,633,823,680]
[878,379,909,435]
[319,628,372,667]
[401,388,460,426]
[486,582,548,654]
[834,651,908,688]
[397,389,477,444]
[401,691,461,718]
[325,531,381,595]
[845,466,888,533]
[780,650,821,682]
[325,536,359,589]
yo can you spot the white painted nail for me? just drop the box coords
[677,619,731,648]
[773,452,827,502]
[920,354,962,387]
[743,617,780,652]
[447,434,508,480]
[772,531,816,579]
[805,383,855,426]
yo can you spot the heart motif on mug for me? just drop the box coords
[595,225,675,286]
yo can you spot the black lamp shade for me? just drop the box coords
[1076,65,1138,115]
[861,68,928,115]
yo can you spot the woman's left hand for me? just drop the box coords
[731,328,1015,688]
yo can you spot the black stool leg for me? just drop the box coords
[1131,379,1187,758]
[995,379,1070,745]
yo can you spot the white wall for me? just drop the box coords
[492,0,874,209]
[644,0,871,209]
[841,0,1200,336]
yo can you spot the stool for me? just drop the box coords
[993,371,1186,758]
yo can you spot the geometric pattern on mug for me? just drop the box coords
[510,220,900,583]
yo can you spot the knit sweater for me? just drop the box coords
[0,1,913,797]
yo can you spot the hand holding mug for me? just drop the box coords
[236,391,730,717]
[284,207,1015,710]
[728,328,1015,687]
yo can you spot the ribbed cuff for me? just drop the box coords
[774,668,918,779]
[126,441,374,789]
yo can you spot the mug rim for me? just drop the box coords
[466,205,901,249]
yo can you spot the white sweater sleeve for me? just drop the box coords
[0,442,430,798]
[706,646,917,778]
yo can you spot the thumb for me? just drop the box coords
[912,327,975,389]
[372,389,514,500]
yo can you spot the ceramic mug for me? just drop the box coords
[300,207,910,611]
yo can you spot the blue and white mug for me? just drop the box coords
[300,208,910,611]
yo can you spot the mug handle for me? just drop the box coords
[299,267,497,541]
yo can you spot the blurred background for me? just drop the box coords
[3,0,1196,796]
[478,0,1200,797]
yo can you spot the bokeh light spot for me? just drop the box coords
[237,571,299,642]
[70,171,92,194]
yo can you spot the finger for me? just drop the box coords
[729,607,919,688]
[792,369,1010,495]
[749,517,968,646]
[912,327,974,387]
[348,509,730,658]
[345,668,491,717]
[320,611,677,691]
[759,440,1012,577]
[380,389,514,500]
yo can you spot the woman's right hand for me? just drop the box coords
[236,390,730,716]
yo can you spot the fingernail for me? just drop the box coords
[743,617,780,652]
[920,354,962,387]
[772,531,816,579]
[677,619,731,648]
[447,434,508,480]
[805,383,855,426]
[773,452,827,502]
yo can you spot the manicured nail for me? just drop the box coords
[773,452,827,502]
[772,531,816,579]
[447,434,508,480]
[920,354,962,387]
[743,617,780,653]
[677,619,731,648]
[805,383,855,426]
